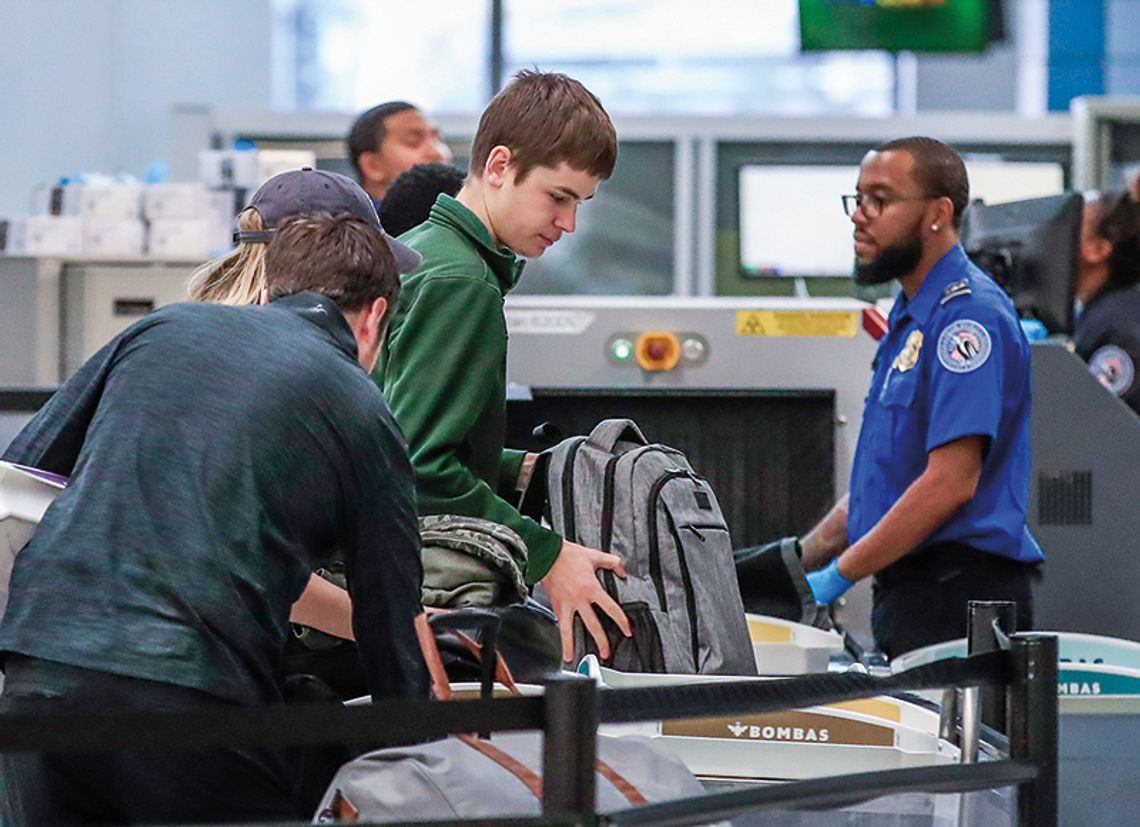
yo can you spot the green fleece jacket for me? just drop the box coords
[375,195,562,583]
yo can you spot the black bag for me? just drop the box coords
[434,598,562,684]
[734,536,831,629]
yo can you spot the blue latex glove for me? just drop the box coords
[806,558,854,605]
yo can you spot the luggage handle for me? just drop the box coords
[585,418,648,454]
[415,609,519,702]
[412,612,647,808]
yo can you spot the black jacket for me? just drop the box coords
[1075,285,1140,416]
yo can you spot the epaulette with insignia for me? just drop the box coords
[940,279,971,305]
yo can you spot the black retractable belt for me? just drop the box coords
[598,651,1010,725]
[0,651,1010,755]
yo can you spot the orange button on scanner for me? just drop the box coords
[635,331,681,372]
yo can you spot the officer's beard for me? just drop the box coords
[854,235,924,286]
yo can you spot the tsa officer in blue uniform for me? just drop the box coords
[799,136,1044,658]
[1074,188,1140,415]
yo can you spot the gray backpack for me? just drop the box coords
[547,419,757,675]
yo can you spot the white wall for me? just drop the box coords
[0,0,272,216]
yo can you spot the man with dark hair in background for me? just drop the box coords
[0,211,426,824]
[799,136,1044,658]
[379,162,466,238]
[1074,187,1140,414]
[347,101,451,205]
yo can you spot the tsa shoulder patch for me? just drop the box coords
[937,319,992,373]
[1089,345,1135,396]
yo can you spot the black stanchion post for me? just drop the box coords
[967,600,1016,733]
[542,673,598,825]
[1009,633,1058,827]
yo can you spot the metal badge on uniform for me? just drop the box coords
[892,330,923,372]
[940,279,972,305]
[937,319,992,373]
[1088,345,1135,396]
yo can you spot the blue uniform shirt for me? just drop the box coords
[848,244,1044,564]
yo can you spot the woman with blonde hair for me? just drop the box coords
[186,208,270,304]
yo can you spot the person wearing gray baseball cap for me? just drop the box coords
[188,167,421,305]
[187,168,423,698]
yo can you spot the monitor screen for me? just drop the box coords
[738,161,1065,278]
[799,0,995,53]
[960,192,1084,335]
[739,165,858,278]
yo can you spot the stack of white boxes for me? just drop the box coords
[71,184,146,257]
[5,182,236,260]
[2,148,317,260]
[12,183,146,257]
[145,184,233,260]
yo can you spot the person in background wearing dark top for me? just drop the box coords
[347,101,451,206]
[0,212,426,824]
[379,162,466,238]
[1074,187,1140,414]
[799,137,1044,658]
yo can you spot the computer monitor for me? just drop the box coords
[739,165,858,277]
[959,192,1084,335]
[738,161,1065,278]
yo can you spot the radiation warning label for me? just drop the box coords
[735,310,859,338]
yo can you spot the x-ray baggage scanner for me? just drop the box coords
[504,295,882,643]
[505,295,879,507]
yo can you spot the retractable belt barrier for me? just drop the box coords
[0,639,1057,827]
[0,651,1004,755]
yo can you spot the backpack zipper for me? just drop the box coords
[645,469,692,612]
[681,522,729,541]
[667,511,701,671]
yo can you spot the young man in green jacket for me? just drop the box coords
[376,70,630,662]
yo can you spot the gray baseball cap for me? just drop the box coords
[236,167,422,274]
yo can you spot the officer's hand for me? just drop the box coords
[806,558,855,605]
[541,540,631,663]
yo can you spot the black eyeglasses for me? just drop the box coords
[842,193,933,219]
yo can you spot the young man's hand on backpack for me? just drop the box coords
[542,541,631,663]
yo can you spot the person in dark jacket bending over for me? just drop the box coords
[375,70,632,663]
[0,208,427,824]
[1074,186,1140,414]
